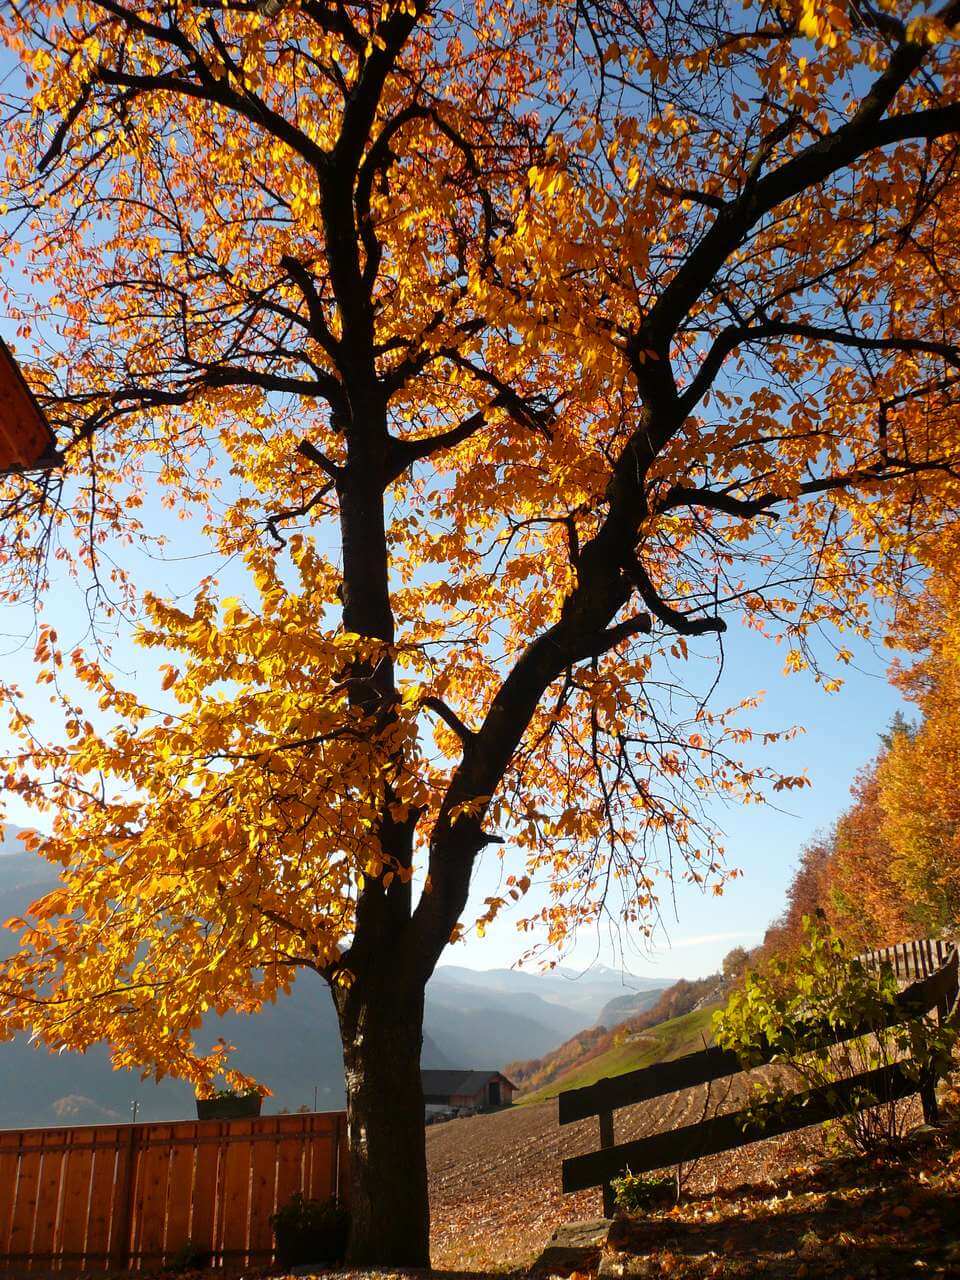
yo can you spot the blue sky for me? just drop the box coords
[452,618,903,983]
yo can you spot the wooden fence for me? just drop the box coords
[858,936,955,982]
[0,1111,348,1272]
[559,944,960,1216]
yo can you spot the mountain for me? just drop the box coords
[435,962,675,1025]
[0,835,670,1128]
[425,976,589,1066]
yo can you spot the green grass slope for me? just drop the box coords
[519,1004,721,1104]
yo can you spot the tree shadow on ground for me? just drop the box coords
[607,1130,960,1280]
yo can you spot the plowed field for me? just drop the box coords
[426,1077,845,1270]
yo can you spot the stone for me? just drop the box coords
[532,1218,613,1276]
[598,1249,658,1278]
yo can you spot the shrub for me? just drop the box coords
[713,916,954,1154]
[610,1169,674,1213]
[269,1192,350,1268]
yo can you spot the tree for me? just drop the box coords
[721,946,750,983]
[767,608,960,960]
[879,566,960,930]
[1,0,959,1264]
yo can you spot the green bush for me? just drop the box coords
[610,1169,674,1213]
[713,916,954,1153]
[269,1192,350,1268]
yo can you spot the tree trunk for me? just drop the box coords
[336,977,430,1266]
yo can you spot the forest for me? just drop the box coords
[768,561,960,954]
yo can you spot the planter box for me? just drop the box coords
[196,1094,263,1121]
[272,1203,350,1269]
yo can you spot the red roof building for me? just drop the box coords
[0,338,60,474]
[421,1069,516,1112]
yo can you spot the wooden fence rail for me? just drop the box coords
[560,943,959,1215]
[858,937,955,983]
[0,1111,348,1273]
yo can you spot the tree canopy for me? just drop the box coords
[0,0,959,1262]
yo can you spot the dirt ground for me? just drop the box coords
[426,1082,829,1270]
[604,1125,960,1278]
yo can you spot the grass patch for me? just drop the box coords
[519,1004,720,1104]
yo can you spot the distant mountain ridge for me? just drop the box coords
[0,831,673,1128]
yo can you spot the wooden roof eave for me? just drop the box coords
[0,336,63,475]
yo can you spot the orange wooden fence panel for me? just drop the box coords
[0,1112,348,1272]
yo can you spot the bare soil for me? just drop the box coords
[426,1080,830,1270]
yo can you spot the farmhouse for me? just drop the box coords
[421,1069,516,1114]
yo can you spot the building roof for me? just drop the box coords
[421,1069,516,1103]
[0,338,61,475]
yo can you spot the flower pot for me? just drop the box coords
[196,1093,263,1121]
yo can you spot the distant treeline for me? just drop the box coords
[763,571,960,958]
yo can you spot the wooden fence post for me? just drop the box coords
[599,1110,615,1218]
[925,947,960,1125]
[561,943,960,1200]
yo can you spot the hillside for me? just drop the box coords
[519,1004,720,1104]
[596,986,667,1027]
[508,973,724,1096]
[0,833,670,1126]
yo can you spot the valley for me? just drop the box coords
[0,832,673,1126]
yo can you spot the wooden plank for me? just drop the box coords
[336,1114,349,1206]
[274,1121,306,1216]
[30,1132,65,1266]
[599,1111,615,1218]
[187,1125,222,1262]
[563,1060,922,1193]
[7,1132,39,1267]
[84,1131,121,1270]
[130,1126,172,1267]
[305,1116,336,1203]
[109,1126,138,1271]
[328,1116,341,1207]
[58,1131,94,1267]
[0,1133,22,1258]
[218,1122,254,1262]
[559,1043,744,1126]
[162,1127,198,1263]
[247,1122,279,1261]
[559,948,959,1124]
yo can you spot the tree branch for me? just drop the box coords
[622,554,727,635]
[422,696,477,745]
